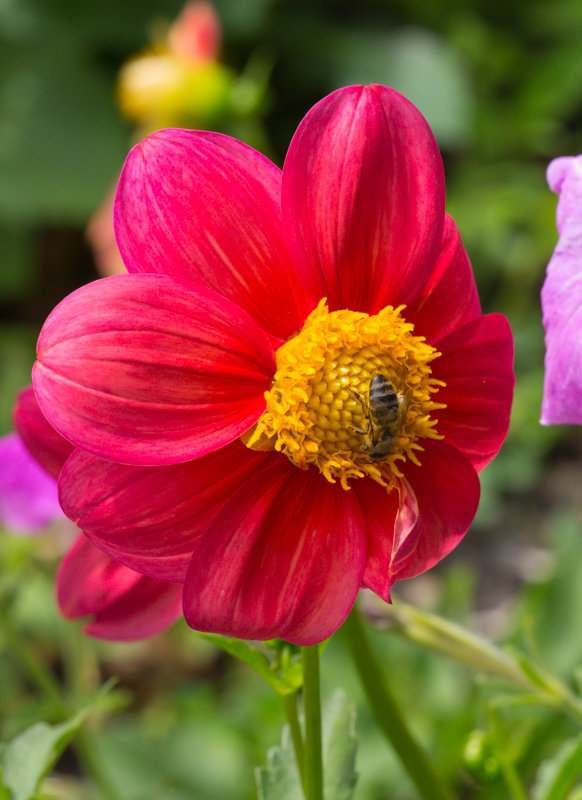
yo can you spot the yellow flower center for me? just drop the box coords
[243,299,445,491]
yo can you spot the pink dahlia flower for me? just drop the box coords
[541,155,582,425]
[33,85,514,645]
[13,387,182,640]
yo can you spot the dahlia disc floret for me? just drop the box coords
[33,84,514,645]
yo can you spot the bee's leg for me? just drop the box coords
[347,421,370,435]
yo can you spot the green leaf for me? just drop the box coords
[255,690,358,800]
[198,633,301,696]
[532,734,582,800]
[0,680,115,800]
[322,690,358,800]
[255,726,302,800]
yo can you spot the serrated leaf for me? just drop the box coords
[255,726,303,800]
[532,734,582,800]
[322,690,358,800]
[255,690,358,800]
[0,680,115,800]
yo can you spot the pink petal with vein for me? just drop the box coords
[541,155,582,424]
[183,461,366,645]
[115,129,308,340]
[34,274,275,466]
[58,533,182,641]
[13,386,74,479]
[405,214,481,342]
[433,314,514,472]
[282,84,445,314]
[59,440,268,582]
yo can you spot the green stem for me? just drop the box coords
[282,692,306,792]
[2,621,68,717]
[342,607,456,800]
[60,622,123,800]
[301,645,324,800]
[384,597,582,724]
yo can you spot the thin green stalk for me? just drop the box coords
[2,621,68,716]
[301,645,324,800]
[342,607,456,800]
[384,597,582,724]
[282,692,306,792]
[61,622,123,800]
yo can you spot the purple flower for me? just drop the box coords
[0,432,62,533]
[541,155,582,425]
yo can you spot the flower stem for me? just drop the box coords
[383,597,582,724]
[282,692,306,792]
[301,644,324,800]
[342,606,455,800]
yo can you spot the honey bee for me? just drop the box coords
[350,373,411,460]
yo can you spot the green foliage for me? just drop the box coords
[256,691,358,800]
[533,735,582,800]
[0,683,114,800]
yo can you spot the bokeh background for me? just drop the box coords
[1,1,582,798]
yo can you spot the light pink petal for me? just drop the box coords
[282,84,445,313]
[13,386,74,479]
[34,274,275,466]
[183,460,366,645]
[169,2,221,63]
[405,214,481,342]
[57,534,182,641]
[59,440,268,582]
[115,129,309,340]
[390,440,480,582]
[0,432,62,533]
[541,155,582,424]
[432,314,514,472]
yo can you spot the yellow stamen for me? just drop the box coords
[243,299,445,491]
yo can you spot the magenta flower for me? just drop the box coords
[33,85,514,645]
[0,431,61,533]
[541,155,582,425]
[13,387,182,640]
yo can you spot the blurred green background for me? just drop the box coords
[2,0,582,798]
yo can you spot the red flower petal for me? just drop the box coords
[57,533,182,641]
[34,274,275,466]
[405,214,481,342]
[13,386,74,480]
[282,84,445,314]
[433,314,514,472]
[115,129,309,340]
[353,479,399,602]
[390,440,480,583]
[59,440,268,582]
[183,460,366,645]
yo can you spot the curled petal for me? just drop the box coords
[391,440,480,582]
[405,214,481,342]
[0,432,61,533]
[541,155,582,424]
[13,386,74,479]
[115,129,308,340]
[59,440,267,582]
[353,479,399,602]
[433,314,514,472]
[282,84,445,313]
[183,461,366,645]
[58,534,182,641]
[34,274,275,466]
